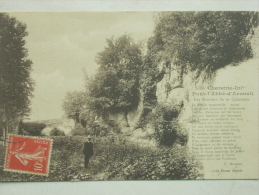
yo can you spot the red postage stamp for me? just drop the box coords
[4,135,52,176]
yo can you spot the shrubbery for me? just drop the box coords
[145,103,187,146]
[50,128,65,136]
[70,123,88,136]
[104,146,203,180]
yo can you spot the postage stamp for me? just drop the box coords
[4,135,52,176]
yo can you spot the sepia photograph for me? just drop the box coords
[0,11,258,182]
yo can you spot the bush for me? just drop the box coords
[154,120,177,146]
[105,119,121,134]
[71,123,88,136]
[34,136,87,181]
[146,103,187,146]
[50,128,65,136]
[104,145,203,180]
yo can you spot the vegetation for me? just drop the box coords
[70,123,88,136]
[0,13,34,143]
[19,122,46,136]
[62,34,144,131]
[62,91,87,123]
[0,136,203,181]
[50,128,65,136]
[145,102,187,146]
[150,12,257,80]
[104,145,202,180]
[86,35,143,120]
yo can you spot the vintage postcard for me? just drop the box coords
[0,11,258,181]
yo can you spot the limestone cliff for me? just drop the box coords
[99,89,144,134]
[155,27,259,146]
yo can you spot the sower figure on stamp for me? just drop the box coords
[83,135,93,168]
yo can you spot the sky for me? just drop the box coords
[9,12,155,121]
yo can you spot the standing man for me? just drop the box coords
[83,135,93,168]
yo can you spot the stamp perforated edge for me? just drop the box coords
[3,134,53,177]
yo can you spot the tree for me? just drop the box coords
[0,13,34,145]
[87,35,143,125]
[151,12,256,79]
[62,91,87,123]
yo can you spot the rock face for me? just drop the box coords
[160,59,257,138]
[99,89,144,134]
[156,61,184,104]
[154,27,259,146]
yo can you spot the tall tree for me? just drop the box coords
[87,35,143,124]
[0,13,34,144]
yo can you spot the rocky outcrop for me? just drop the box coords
[154,27,259,146]
[99,89,144,134]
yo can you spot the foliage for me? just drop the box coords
[20,122,46,136]
[86,35,143,116]
[146,103,187,146]
[0,13,34,140]
[50,128,65,136]
[140,54,159,111]
[62,90,99,133]
[70,123,88,136]
[151,11,257,79]
[62,91,87,123]
[104,146,203,180]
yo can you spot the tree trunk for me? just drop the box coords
[124,111,129,127]
[3,122,8,147]
[3,105,7,146]
[18,120,23,135]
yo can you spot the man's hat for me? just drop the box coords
[87,135,92,139]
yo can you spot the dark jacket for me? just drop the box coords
[83,141,93,156]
